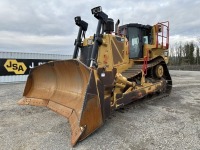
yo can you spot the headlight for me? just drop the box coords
[91,6,102,14]
[74,16,81,25]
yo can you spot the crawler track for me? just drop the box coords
[120,57,172,107]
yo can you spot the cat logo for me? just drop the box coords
[4,59,27,74]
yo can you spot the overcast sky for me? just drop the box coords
[0,0,199,55]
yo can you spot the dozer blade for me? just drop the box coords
[18,59,103,146]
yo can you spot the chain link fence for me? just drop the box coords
[168,65,200,71]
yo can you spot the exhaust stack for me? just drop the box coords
[115,19,120,35]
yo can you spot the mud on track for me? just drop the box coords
[0,70,200,150]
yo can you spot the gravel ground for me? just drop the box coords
[0,70,200,150]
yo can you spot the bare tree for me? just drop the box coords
[196,46,199,65]
[196,37,200,65]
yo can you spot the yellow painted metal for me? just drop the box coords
[18,60,103,146]
[18,23,171,147]
[155,64,164,78]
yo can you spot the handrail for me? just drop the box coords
[156,21,169,49]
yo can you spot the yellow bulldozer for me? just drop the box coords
[18,6,172,146]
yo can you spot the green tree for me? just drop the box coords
[196,46,200,65]
[184,43,190,64]
[189,42,195,64]
[178,43,183,65]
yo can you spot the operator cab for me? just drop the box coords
[119,24,152,59]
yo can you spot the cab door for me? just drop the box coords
[128,27,143,58]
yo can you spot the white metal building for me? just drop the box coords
[0,52,72,83]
